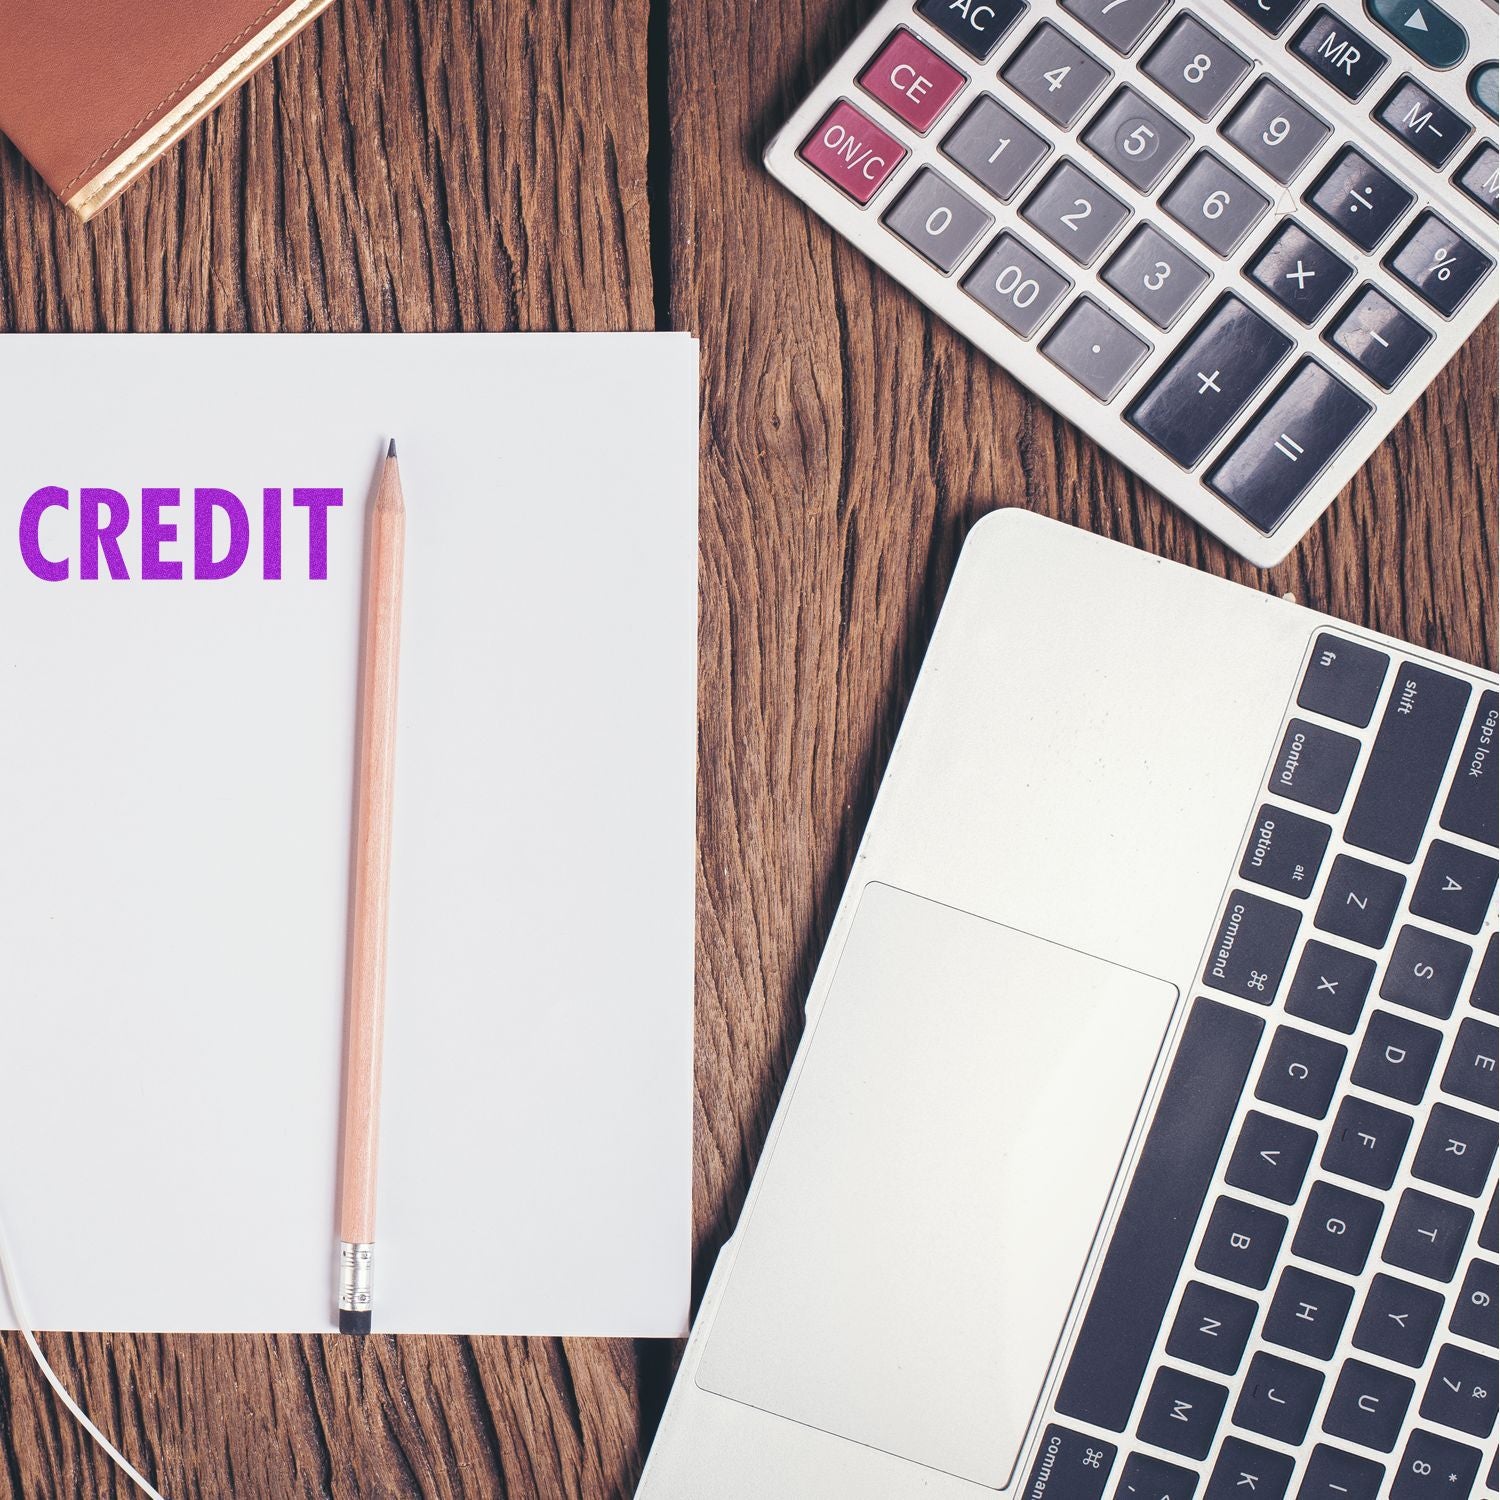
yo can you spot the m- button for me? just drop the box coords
[859,29,967,135]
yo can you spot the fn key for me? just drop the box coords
[1209,360,1372,533]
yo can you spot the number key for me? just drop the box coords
[1021,159,1130,264]
[1450,1258,1498,1345]
[1162,152,1270,256]
[1084,85,1190,192]
[1002,22,1112,128]
[1142,16,1249,119]
[1222,78,1330,185]
[942,94,1051,202]
[1101,223,1209,328]
[1391,1430,1484,1500]
[1060,0,1168,55]
[962,231,1072,336]
[1420,1345,1498,1437]
[882,167,994,272]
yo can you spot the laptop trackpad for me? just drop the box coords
[696,883,1178,1489]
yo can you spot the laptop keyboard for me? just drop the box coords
[1027,636,1498,1499]
[764,0,1499,565]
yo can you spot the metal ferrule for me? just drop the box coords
[338,1241,375,1313]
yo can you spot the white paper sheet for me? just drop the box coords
[0,333,697,1335]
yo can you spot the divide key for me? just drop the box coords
[1345,664,1470,862]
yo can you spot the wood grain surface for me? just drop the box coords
[0,0,1494,1494]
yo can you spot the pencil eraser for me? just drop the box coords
[339,1309,372,1336]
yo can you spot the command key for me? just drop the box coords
[1021,1425,1115,1500]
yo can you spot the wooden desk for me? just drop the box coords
[0,1,1493,1494]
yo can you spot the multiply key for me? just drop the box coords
[1203,889,1299,1001]
[1345,663,1470,862]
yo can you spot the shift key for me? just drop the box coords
[1345,664,1470,863]
[1442,690,1498,846]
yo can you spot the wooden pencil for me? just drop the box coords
[337,438,406,1335]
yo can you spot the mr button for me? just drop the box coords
[858,29,967,134]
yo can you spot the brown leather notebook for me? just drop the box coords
[0,0,338,220]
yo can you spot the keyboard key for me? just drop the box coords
[1471,935,1498,1011]
[1227,1110,1317,1204]
[962,231,1072,335]
[1022,159,1131,265]
[1197,1196,1286,1289]
[1258,1025,1347,1117]
[1421,1344,1498,1436]
[1442,689,1498,844]
[1315,855,1405,948]
[1162,152,1269,256]
[1352,1009,1443,1103]
[1268,718,1360,812]
[1142,16,1249,120]
[1083,87,1190,192]
[1380,925,1471,1017]
[799,100,908,204]
[1322,1094,1413,1188]
[1246,223,1352,325]
[1367,0,1468,70]
[1384,1187,1471,1281]
[1455,140,1499,217]
[1226,0,1307,36]
[1290,7,1389,99]
[1203,889,1300,1002]
[1233,1351,1322,1443]
[1041,296,1151,400]
[1376,76,1471,169]
[1391,1430,1483,1500]
[1324,284,1432,390]
[1354,1272,1443,1364]
[1221,79,1330,185]
[1386,211,1495,318]
[916,0,1027,60]
[1115,1452,1197,1500]
[1306,147,1414,253]
[1002,23,1112,128]
[1472,59,1500,117]
[1324,1359,1414,1452]
[1295,1180,1383,1273]
[1412,1101,1497,1197]
[1137,1366,1227,1459]
[859,29,967,134]
[1205,1437,1293,1500]
[1021,1424,1117,1500]
[1263,1265,1354,1358]
[1061,0,1168,54]
[1298,1445,1384,1500]
[1239,804,1330,896]
[1444,1016,1500,1105]
[1411,840,1498,933]
[941,95,1051,201]
[1207,359,1372,534]
[1347,663,1471,861]
[1299,635,1389,728]
[882,167,994,272]
[1286,941,1376,1032]
[1483,1190,1497,1251]
[1130,293,1292,466]
[1102,224,1210,330]
[1167,1281,1258,1375]
[1451,1259,1499,1344]
[1056,998,1263,1431]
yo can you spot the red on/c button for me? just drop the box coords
[858,28,967,135]
[799,100,908,204]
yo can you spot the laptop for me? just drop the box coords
[639,510,1498,1499]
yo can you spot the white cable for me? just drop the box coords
[0,1210,170,1500]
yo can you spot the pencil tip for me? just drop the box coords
[387,438,398,459]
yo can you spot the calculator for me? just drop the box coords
[765,0,1500,565]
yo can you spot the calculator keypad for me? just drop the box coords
[777,0,1500,560]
